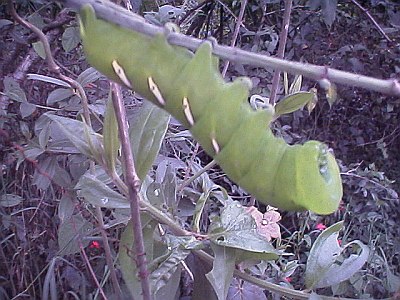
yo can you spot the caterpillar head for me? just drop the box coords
[274,141,342,214]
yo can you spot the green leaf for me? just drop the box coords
[288,74,303,94]
[159,164,177,209]
[307,88,318,114]
[27,13,45,29]
[58,194,75,223]
[326,83,338,108]
[23,147,45,160]
[150,235,197,295]
[75,173,129,208]
[205,243,236,300]
[305,221,343,288]
[274,91,315,117]
[193,187,212,233]
[58,214,93,255]
[27,74,71,88]
[62,26,80,53]
[47,88,74,105]
[209,201,279,261]
[3,76,27,103]
[46,114,104,162]
[191,255,218,300]
[103,96,119,172]
[0,194,23,207]
[321,0,338,27]
[228,278,268,300]
[42,257,58,300]
[308,0,338,27]
[32,41,46,59]
[38,121,51,149]
[305,221,369,289]
[33,156,57,190]
[77,67,103,87]
[119,217,184,300]
[129,101,170,180]
[0,19,13,29]
[20,102,36,118]
[387,268,400,293]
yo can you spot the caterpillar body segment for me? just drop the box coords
[79,5,343,214]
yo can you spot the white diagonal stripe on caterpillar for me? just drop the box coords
[211,137,220,154]
[111,60,132,88]
[148,77,166,106]
[182,97,194,126]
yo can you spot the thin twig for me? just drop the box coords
[57,0,400,96]
[178,160,217,191]
[95,207,123,299]
[79,242,109,299]
[9,0,91,125]
[110,83,151,300]
[351,0,392,42]
[269,0,293,104]
[221,0,248,77]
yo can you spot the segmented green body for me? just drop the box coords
[79,5,343,214]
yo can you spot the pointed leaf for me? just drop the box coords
[0,194,23,207]
[62,26,80,53]
[129,101,170,180]
[305,221,369,289]
[32,41,46,59]
[58,214,93,255]
[27,74,71,88]
[228,278,267,300]
[305,221,343,288]
[307,88,318,114]
[77,67,103,87]
[283,72,289,95]
[150,235,198,295]
[33,156,57,190]
[46,114,104,162]
[206,243,236,300]
[275,92,315,117]
[47,88,74,105]
[288,74,303,94]
[3,76,27,103]
[209,201,279,261]
[20,102,36,118]
[119,216,177,300]
[326,83,338,108]
[103,95,119,172]
[75,173,129,208]
[321,0,338,27]
[58,194,75,223]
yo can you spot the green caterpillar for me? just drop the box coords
[79,5,342,214]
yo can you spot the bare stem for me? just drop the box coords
[110,83,151,300]
[57,0,400,96]
[351,0,392,42]
[269,0,293,104]
[221,0,248,77]
[95,207,123,299]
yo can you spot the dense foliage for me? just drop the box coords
[0,0,399,299]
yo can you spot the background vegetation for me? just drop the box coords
[0,0,399,299]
